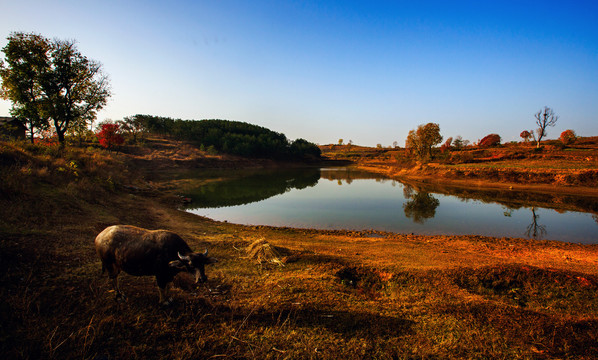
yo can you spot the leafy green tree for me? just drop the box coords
[0,32,111,145]
[405,123,443,161]
[290,138,321,160]
[66,114,95,146]
[0,32,51,143]
[42,38,111,144]
[121,116,147,143]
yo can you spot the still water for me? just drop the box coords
[182,167,598,244]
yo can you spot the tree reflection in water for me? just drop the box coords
[402,185,440,224]
[183,168,321,209]
[525,206,547,239]
[181,168,597,242]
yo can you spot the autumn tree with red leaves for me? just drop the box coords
[559,129,576,146]
[478,134,501,148]
[96,123,124,151]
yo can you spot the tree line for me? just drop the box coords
[404,106,573,162]
[133,114,321,161]
[0,32,320,161]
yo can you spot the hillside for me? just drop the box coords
[1,138,598,359]
[134,115,322,161]
[321,137,598,195]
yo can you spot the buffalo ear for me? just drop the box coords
[169,260,186,269]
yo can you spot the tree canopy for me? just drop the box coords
[0,32,111,144]
[133,115,321,161]
[0,32,51,142]
[559,129,576,145]
[405,123,443,161]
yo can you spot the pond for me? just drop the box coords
[180,167,598,244]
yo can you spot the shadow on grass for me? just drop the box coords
[245,305,415,338]
[435,301,598,359]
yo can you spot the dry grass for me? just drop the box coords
[245,238,286,267]
[2,139,598,359]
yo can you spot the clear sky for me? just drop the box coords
[1,0,597,146]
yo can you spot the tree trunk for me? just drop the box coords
[56,128,65,146]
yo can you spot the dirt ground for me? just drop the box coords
[2,139,598,359]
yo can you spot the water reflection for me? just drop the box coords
[181,167,598,243]
[402,185,440,224]
[183,168,320,209]
[525,207,547,239]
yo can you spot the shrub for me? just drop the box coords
[449,152,474,164]
[520,130,532,142]
[96,123,124,151]
[478,134,501,148]
[559,129,577,145]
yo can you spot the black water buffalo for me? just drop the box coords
[95,225,217,305]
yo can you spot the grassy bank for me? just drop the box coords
[321,138,598,197]
[1,139,598,359]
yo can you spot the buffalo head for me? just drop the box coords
[169,249,218,283]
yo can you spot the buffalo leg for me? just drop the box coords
[111,276,127,301]
[105,264,126,301]
[157,276,173,306]
[158,285,170,305]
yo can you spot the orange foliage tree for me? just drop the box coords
[559,129,576,145]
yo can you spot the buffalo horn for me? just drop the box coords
[203,249,208,256]
[178,252,191,261]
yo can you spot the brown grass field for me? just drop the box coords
[1,137,598,359]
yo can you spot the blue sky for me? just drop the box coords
[1,0,597,146]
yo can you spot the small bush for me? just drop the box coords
[478,134,501,148]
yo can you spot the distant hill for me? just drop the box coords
[133,115,321,161]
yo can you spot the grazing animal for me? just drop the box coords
[94,225,217,305]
